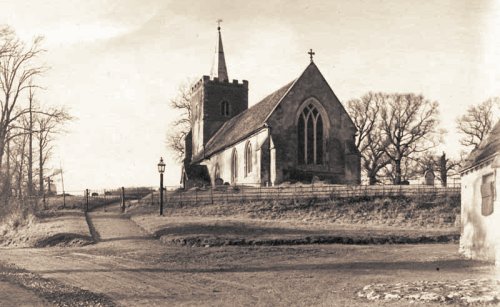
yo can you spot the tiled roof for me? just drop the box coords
[198,80,296,160]
[463,120,500,170]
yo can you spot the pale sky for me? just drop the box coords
[1,0,499,192]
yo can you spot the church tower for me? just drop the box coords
[189,24,248,160]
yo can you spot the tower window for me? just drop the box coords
[298,103,324,165]
[221,101,230,117]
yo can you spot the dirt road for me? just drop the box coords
[0,204,494,306]
[0,280,50,306]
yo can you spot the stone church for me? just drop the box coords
[181,26,361,188]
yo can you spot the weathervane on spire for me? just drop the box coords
[308,49,315,62]
[217,19,223,31]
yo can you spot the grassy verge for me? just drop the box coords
[0,199,93,248]
[126,195,459,246]
[130,194,460,227]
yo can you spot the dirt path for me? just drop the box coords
[0,203,495,306]
[87,205,150,243]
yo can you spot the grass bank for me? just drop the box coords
[0,198,93,248]
[128,195,460,246]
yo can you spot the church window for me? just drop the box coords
[221,101,230,117]
[244,142,252,176]
[298,103,324,165]
[231,148,238,183]
[214,163,220,179]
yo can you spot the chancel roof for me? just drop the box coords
[196,79,296,161]
[462,120,500,171]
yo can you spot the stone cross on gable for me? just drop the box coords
[308,49,315,62]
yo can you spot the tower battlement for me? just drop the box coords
[191,75,248,93]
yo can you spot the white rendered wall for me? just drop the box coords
[460,161,500,262]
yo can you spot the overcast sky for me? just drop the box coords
[1,0,499,192]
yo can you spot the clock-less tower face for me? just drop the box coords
[189,76,248,160]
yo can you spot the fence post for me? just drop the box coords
[210,186,214,204]
[121,187,125,212]
[85,189,89,212]
[195,188,198,205]
[151,189,154,205]
[165,186,168,208]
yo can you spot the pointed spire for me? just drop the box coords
[214,20,228,81]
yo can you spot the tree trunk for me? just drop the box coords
[28,99,33,196]
[4,137,11,197]
[368,175,377,185]
[17,135,27,197]
[38,135,43,197]
[394,159,402,185]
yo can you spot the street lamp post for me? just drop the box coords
[157,157,166,216]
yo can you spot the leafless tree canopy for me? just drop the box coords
[0,27,46,199]
[348,92,440,184]
[35,106,72,196]
[347,92,390,185]
[380,93,440,184]
[0,27,72,201]
[456,97,500,149]
[166,80,195,162]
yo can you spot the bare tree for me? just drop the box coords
[456,97,500,149]
[35,108,71,196]
[0,28,45,184]
[166,80,195,161]
[380,93,440,184]
[347,92,390,185]
[8,113,29,196]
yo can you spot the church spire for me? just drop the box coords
[214,19,228,82]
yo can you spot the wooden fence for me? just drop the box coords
[156,184,460,206]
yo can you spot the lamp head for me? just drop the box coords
[157,157,166,174]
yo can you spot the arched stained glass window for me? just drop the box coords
[297,104,324,165]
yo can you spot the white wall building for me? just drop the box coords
[460,121,500,263]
